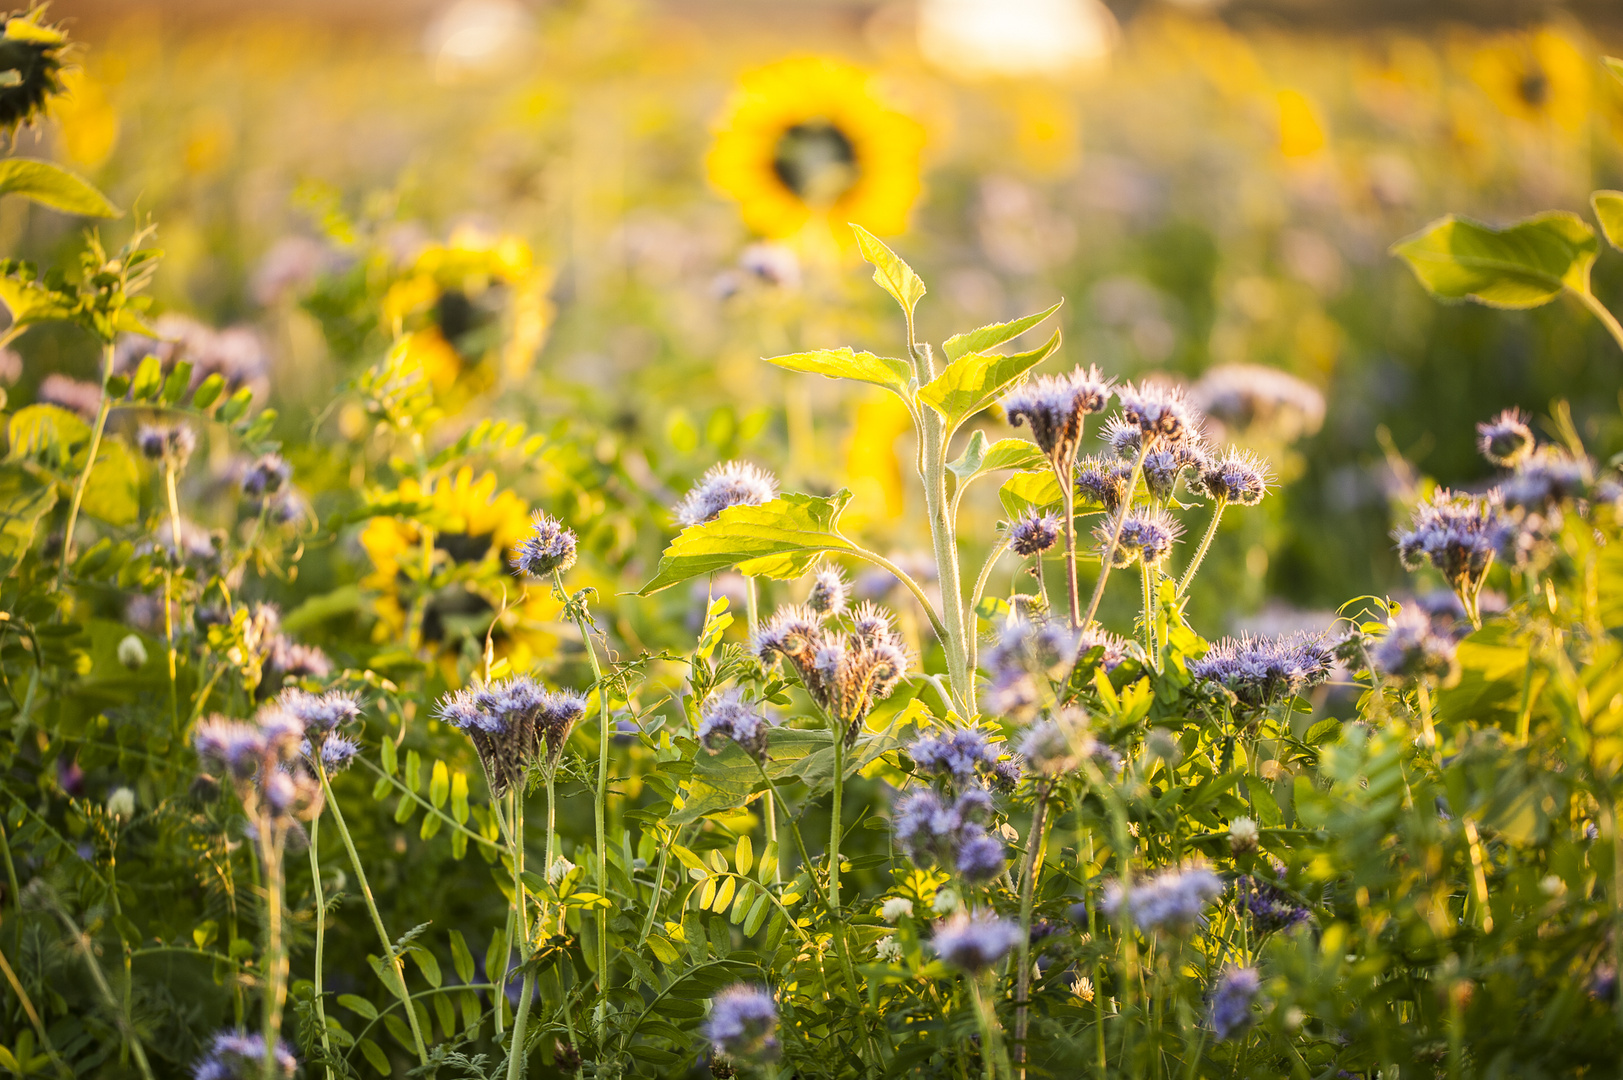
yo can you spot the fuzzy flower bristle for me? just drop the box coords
[1102,863,1224,933]
[1476,407,1536,469]
[1001,366,1114,464]
[1100,415,1142,459]
[1008,511,1061,557]
[1370,605,1459,683]
[1188,364,1324,445]
[191,1030,297,1080]
[511,512,578,578]
[1193,448,1272,507]
[697,690,770,762]
[1209,966,1262,1041]
[1393,489,1510,617]
[807,566,850,616]
[436,675,585,792]
[1075,454,1131,512]
[932,911,1022,971]
[703,984,779,1061]
[1188,632,1335,711]
[675,461,778,527]
[1095,506,1182,568]
[753,596,909,744]
[1116,382,1202,446]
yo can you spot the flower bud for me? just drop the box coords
[117,634,148,671]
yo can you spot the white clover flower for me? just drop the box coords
[880,897,914,922]
[106,787,136,820]
[547,855,577,887]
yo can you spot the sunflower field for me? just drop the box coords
[3,0,1623,1077]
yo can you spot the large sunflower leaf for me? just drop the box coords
[917,329,1062,434]
[947,432,1046,483]
[942,299,1063,362]
[638,490,858,595]
[850,224,926,321]
[999,470,1064,519]
[1390,212,1598,309]
[0,159,119,218]
[1593,191,1623,252]
[764,348,913,401]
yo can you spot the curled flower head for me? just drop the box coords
[1101,863,1224,934]
[1394,488,1511,620]
[1017,708,1100,777]
[1209,966,1262,1041]
[848,600,897,648]
[1188,364,1324,445]
[755,598,908,741]
[676,461,778,527]
[1095,506,1182,568]
[1008,511,1061,557]
[1100,416,1142,459]
[1116,382,1201,446]
[192,1030,297,1080]
[511,512,578,578]
[538,689,589,768]
[703,984,779,1061]
[1074,626,1130,672]
[981,618,1078,718]
[807,566,850,617]
[1141,443,1207,503]
[1188,632,1334,712]
[932,911,1022,972]
[955,830,1007,883]
[1192,448,1272,507]
[1001,366,1114,465]
[1477,407,1535,469]
[752,605,823,668]
[137,422,197,468]
[1371,605,1459,683]
[697,689,770,762]
[436,675,580,793]
[241,453,292,497]
[1075,454,1132,512]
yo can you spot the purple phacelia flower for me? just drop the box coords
[191,1030,297,1080]
[932,911,1022,971]
[1095,506,1182,568]
[1209,966,1261,1040]
[1115,382,1201,446]
[1370,605,1459,683]
[1191,448,1271,507]
[1238,870,1311,935]
[675,461,778,528]
[806,566,850,617]
[909,728,998,789]
[1001,366,1114,465]
[954,830,1007,883]
[511,512,577,578]
[1141,443,1208,503]
[697,690,770,762]
[1476,408,1535,469]
[1101,864,1224,933]
[1009,511,1061,557]
[241,453,291,496]
[703,984,779,1060]
[1497,446,1589,511]
[1394,489,1510,615]
[137,421,197,467]
[1188,632,1334,712]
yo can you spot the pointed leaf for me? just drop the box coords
[0,275,73,328]
[943,300,1063,361]
[638,490,859,594]
[0,158,119,217]
[1594,191,1623,252]
[131,354,163,401]
[448,929,475,984]
[734,835,754,876]
[999,470,1065,519]
[851,223,925,319]
[917,329,1062,433]
[765,347,913,401]
[1391,211,1598,309]
[948,433,1047,484]
[191,372,225,410]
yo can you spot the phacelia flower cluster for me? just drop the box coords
[675,461,779,527]
[981,617,1078,718]
[138,421,198,468]
[1115,382,1202,446]
[1497,446,1589,512]
[1074,626,1130,673]
[191,1030,297,1080]
[932,910,1022,972]
[1237,868,1312,934]
[241,453,292,497]
[276,687,363,775]
[1191,448,1272,507]
[436,675,588,793]
[1001,366,1114,465]
[1370,604,1460,684]
[753,599,909,745]
[806,566,850,616]
[1075,454,1132,512]
[893,788,1005,883]
[194,704,322,823]
[696,690,771,763]
[1018,708,1118,778]
[1101,863,1224,934]
[703,983,779,1061]
[1095,507,1182,568]
[1140,444,1207,503]
[1008,511,1061,557]
[1208,966,1262,1041]
[1476,408,1535,468]
[510,512,578,578]
[1187,364,1325,445]
[908,727,1013,790]
[1394,489,1510,619]
[1188,632,1335,712]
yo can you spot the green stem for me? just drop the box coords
[1577,288,1623,356]
[314,762,429,1064]
[56,342,117,587]
[968,976,1010,1080]
[48,897,156,1080]
[1082,442,1149,628]
[1058,460,1081,630]
[505,969,537,1080]
[1012,783,1051,1080]
[163,462,183,731]
[1176,498,1226,599]
[1139,561,1155,670]
[912,342,971,711]
[259,816,288,1080]
[307,812,334,1079]
[506,786,533,1080]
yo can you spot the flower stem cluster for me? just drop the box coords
[753,599,909,744]
[436,674,588,793]
[1188,632,1334,714]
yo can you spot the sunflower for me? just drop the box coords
[1469,27,1591,134]
[0,7,68,136]
[707,55,925,241]
[360,466,557,681]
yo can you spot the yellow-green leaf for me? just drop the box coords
[729,881,754,924]
[743,891,770,935]
[764,347,914,402]
[639,490,859,595]
[0,158,119,217]
[451,770,469,824]
[131,354,164,401]
[999,470,1064,519]
[646,934,681,964]
[358,1036,392,1075]
[1593,191,1623,252]
[917,330,1062,434]
[942,300,1063,361]
[734,835,754,876]
[948,431,1047,486]
[712,875,737,913]
[191,372,226,410]
[1391,211,1598,309]
[429,760,450,808]
[851,223,926,319]
[698,877,717,909]
[448,929,475,984]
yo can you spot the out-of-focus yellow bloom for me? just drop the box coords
[51,68,118,169]
[381,226,553,391]
[1010,86,1080,177]
[1469,27,1591,133]
[1143,13,1268,99]
[1277,89,1326,158]
[361,467,554,679]
[844,395,913,525]
[707,55,925,240]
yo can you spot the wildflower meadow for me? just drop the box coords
[3,2,1623,1077]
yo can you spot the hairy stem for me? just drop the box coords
[1012,783,1051,1080]
[1082,442,1149,628]
[506,787,533,1080]
[307,812,334,1078]
[966,534,1012,679]
[1139,561,1155,670]
[259,818,288,1080]
[56,342,117,587]
[314,762,429,1064]
[1176,498,1227,599]
[1057,459,1081,630]
[1578,288,1623,356]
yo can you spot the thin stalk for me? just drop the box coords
[0,945,71,1079]
[505,787,533,1080]
[1082,442,1150,627]
[0,819,20,912]
[1176,498,1227,599]
[258,818,289,1080]
[506,969,537,1080]
[553,570,611,1034]
[313,762,429,1064]
[827,730,883,1064]
[306,812,334,1078]
[57,342,117,586]
[1059,468,1081,630]
[163,461,184,730]
[48,897,156,1080]
[1012,783,1052,1080]
[967,976,1010,1080]
[966,534,1013,678]
[1578,289,1623,356]
[1139,562,1155,670]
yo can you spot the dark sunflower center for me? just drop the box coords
[420,585,496,646]
[773,122,858,205]
[435,530,495,564]
[1518,69,1549,108]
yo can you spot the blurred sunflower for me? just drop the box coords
[1469,28,1591,134]
[0,7,67,136]
[361,466,556,680]
[706,55,925,240]
[380,225,553,397]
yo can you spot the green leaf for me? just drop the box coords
[448,929,475,984]
[338,994,379,1021]
[999,470,1064,518]
[1390,211,1598,309]
[1594,191,1623,252]
[79,437,140,526]
[0,158,119,217]
[191,372,225,410]
[764,347,913,401]
[483,928,507,991]
[942,300,1063,362]
[917,330,1062,434]
[8,404,89,469]
[0,275,73,329]
[638,490,859,595]
[947,432,1047,484]
[410,946,442,989]
[429,760,449,809]
[850,223,926,320]
[217,386,254,423]
[131,354,164,401]
[158,360,193,405]
[358,1036,392,1075]
[646,934,681,965]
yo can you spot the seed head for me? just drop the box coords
[1008,511,1061,557]
[511,512,578,578]
[1476,408,1535,468]
[676,461,778,527]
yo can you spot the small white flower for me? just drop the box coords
[875,934,903,961]
[547,856,577,887]
[1228,817,1260,856]
[932,887,961,916]
[880,897,914,923]
[117,635,147,671]
[1071,975,1095,1002]
[106,787,136,820]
